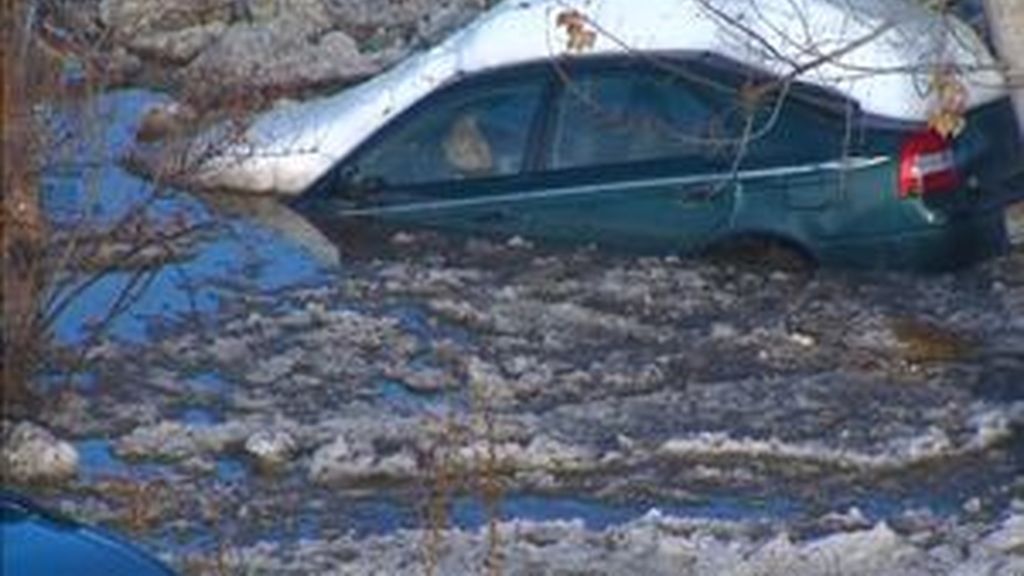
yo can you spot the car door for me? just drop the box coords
[301,68,551,239]
[515,58,740,253]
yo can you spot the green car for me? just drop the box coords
[293,51,1022,271]
[153,0,1021,270]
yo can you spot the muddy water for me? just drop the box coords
[21,90,1024,572]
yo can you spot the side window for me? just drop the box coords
[548,61,850,171]
[741,88,850,164]
[352,81,543,187]
[549,68,725,170]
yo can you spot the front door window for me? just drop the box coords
[351,82,544,188]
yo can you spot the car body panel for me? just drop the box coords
[1,492,176,576]
[339,171,737,252]
[814,209,1009,270]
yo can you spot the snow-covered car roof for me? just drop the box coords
[187,0,1006,195]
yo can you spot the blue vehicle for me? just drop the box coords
[1,491,175,576]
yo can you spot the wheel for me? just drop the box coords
[703,235,816,273]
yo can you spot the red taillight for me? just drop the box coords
[898,129,962,198]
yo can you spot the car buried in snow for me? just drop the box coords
[152,0,1024,271]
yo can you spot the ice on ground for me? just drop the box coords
[181,512,1024,575]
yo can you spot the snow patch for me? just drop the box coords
[657,402,1024,470]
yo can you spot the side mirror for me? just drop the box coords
[336,165,384,201]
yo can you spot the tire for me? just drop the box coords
[703,235,816,273]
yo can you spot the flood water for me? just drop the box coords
[19,90,1024,572]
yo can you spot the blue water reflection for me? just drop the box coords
[41,90,330,345]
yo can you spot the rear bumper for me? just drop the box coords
[814,207,1009,272]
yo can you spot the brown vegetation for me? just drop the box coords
[3,0,48,410]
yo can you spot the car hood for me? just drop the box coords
[2,492,175,576]
[168,0,1006,195]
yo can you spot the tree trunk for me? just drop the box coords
[3,0,46,410]
[984,0,1024,138]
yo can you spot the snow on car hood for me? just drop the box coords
[186,0,1007,195]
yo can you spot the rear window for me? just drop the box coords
[741,85,855,165]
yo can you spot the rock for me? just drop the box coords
[88,0,486,98]
[244,429,297,468]
[320,0,482,40]
[45,0,106,41]
[709,322,738,340]
[100,0,381,98]
[308,434,418,486]
[270,0,335,32]
[117,421,199,460]
[1,421,79,484]
[321,0,439,30]
[788,331,816,347]
[413,1,483,45]
[181,17,377,103]
[126,22,228,65]
[116,420,253,461]
[136,100,200,142]
[101,46,145,86]
[100,0,234,37]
